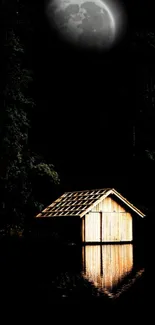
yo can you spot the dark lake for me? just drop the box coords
[0,239,146,312]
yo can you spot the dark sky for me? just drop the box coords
[29,0,155,200]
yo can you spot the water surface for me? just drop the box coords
[0,240,145,306]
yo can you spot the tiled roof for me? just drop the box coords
[35,188,146,219]
[36,188,112,218]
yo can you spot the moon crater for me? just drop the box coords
[46,0,126,51]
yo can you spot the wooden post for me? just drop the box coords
[84,215,86,242]
[80,218,82,243]
[100,211,102,242]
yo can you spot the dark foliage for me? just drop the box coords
[0,0,60,229]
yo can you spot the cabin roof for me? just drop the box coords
[35,188,146,219]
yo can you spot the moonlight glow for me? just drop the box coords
[46,0,127,51]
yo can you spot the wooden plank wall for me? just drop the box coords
[85,212,100,242]
[82,196,133,242]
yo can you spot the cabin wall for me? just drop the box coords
[82,196,133,242]
[85,212,100,242]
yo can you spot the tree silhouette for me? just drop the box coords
[0,1,60,230]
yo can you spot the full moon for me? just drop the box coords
[46,0,126,51]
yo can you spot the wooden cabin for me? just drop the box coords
[35,188,145,243]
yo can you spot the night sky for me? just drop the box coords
[29,0,155,204]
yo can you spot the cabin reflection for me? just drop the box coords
[82,244,133,295]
